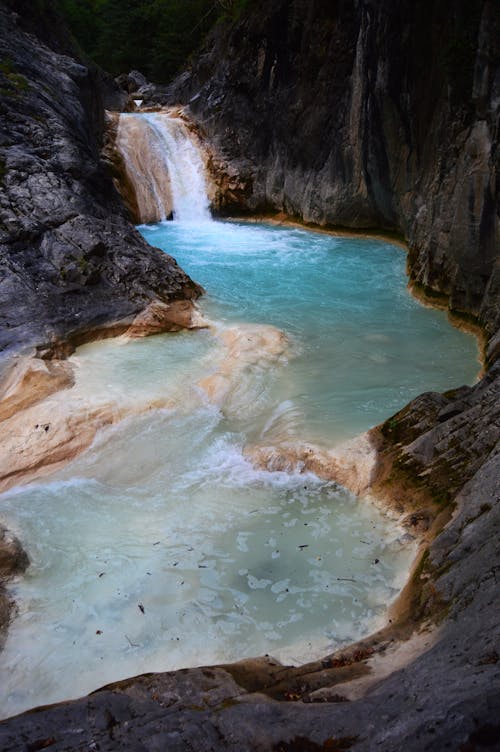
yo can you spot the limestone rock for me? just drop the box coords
[0,3,201,363]
[0,526,28,580]
[167,0,499,340]
[0,525,28,652]
[0,1,498,749]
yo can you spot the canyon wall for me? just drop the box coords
[0,1,498,748]
[0,1,200,367]
[167,0,499,349]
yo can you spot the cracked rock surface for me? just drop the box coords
[0,1,201,366]
[0,1,498,749]
[165,0,499,342]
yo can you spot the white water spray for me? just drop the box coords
[116,111,212,223]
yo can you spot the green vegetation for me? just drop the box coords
[56,0,251,84]
[0,58,29,97]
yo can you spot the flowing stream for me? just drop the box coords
[0,112,479,719]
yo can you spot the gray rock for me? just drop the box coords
[0,1,498,749]
[0,524,28,652]
[0,525,28,581]
[0,5,201,363]
[167,0,499,341]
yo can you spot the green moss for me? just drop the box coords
[215,697,240,711]
[77,257,88,272]
[410,548,452,624]
[0,59,15,75]
[443,386,465,399]
[380,415,403,440]
[383,457,454,508]
[0,59,29,97]
[7,73,29,91]
[216,0,250,23]
[410,279,447,302]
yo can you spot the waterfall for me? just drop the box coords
[116,111,211,223]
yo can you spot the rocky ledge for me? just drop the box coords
[0,0,498,749]
[0,0,201,368]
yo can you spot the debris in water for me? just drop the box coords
[138,603,145,614]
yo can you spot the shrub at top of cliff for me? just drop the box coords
[55,0,229,84]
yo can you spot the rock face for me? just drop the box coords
[0,1,498,749]
[166,0,499,343]
[0,524,28,652]
[0,1,201,365]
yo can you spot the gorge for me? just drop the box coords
[0,0,498,750]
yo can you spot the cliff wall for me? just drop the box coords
[168,0,499,348]
[0,1,498,748]
[0,1,200,366]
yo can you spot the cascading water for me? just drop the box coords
[0,113,479,720]
[116,110,212,223]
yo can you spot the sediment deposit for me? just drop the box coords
[0,0,498,749]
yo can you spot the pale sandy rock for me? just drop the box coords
[0,357,74,423]
[125,299,203,337]
[247,432,379,497]
[198,323,288,416]
[0,398,119,493]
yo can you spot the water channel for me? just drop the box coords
[0,114,478,718]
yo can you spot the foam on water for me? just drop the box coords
[0,220,478,718]
[0,407,412,717]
